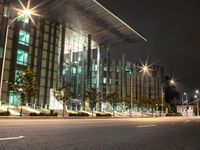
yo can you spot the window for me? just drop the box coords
[19,30,30,46]
[104,66,107,71]
[15,70,21,80]
[0,47,3,58]
[72,67,77,74]
[17,13,29,23]
[103,78,107,84]
[16,49,28,66]
[3,7,9,18]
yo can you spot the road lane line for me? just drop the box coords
[137,124,157,128]
[0,136,24,141]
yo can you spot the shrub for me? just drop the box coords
[68,112,89,116]
[0,111,10,116]
[96,113,112,117]
[29,112,58,116]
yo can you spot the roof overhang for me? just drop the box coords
[10,0,147,47]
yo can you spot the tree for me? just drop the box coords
[122,94,131,115]
[85,88,99,116]
[106,92,119,116]
[53,83,70,117]
[8,69,38,116]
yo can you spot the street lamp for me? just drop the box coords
[170,79,175,85]
[161,79,175,116]
[183,92,188,116]
[0,0,39,101]
[195,90,199,116]
[128,63,150,116]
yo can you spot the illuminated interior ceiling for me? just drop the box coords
[11,0,147,47]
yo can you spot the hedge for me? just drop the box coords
[68,112,89,116]
[166,113,182,116]
[0,111,10,116]
[96,113,112,117]
[29,112,58,116]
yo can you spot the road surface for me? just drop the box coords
[0,117,200,150]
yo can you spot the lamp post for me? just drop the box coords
[195,90,199,116]
[127,63,150,116]
[184,92,188,117]
[161,79,175,116]
[0,0,38,101]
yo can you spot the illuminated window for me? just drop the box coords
[3,7,9,18]
[72,67,77,74]
[104,66,107,71]
[109,79,112,84]
[0,47,3,58]
[19,30,30,46]
[17,13,29,23]
[116,66,120,72]
[95,65,98,71]
[16,49,28,66]
[103,78,106,84]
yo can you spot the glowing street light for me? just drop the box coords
[195,90,199,116]
[140,63,151,75]
[170,79,175,85]
[0,0,40,102]
[196,90,199,94]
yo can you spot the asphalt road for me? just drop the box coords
[0,117,200,150]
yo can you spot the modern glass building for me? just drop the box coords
[0,0,164,109]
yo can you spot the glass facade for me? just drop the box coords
[16,49,28,66]
[18,30,30,46]
[61,27,88,98]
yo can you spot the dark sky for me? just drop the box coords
[100,0,200,92]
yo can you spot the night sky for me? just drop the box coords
[99,0,200,92]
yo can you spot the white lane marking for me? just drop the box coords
[137,124,157,128]
[0,136,24,141]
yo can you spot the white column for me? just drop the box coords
[97,46,100,90]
